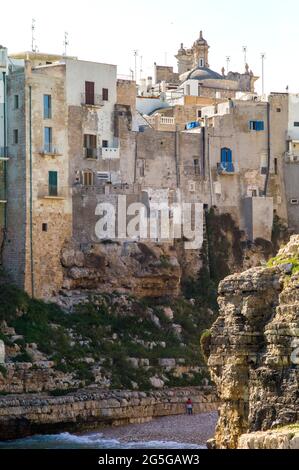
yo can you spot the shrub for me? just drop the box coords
[200,330,212,362]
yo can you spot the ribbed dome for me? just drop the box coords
[187,67,223,81]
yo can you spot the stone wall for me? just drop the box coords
[0,362,81,394]
[0,386,218,440]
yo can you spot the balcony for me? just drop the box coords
[100,147,120,160]
[37,184,68,200]
[81,93,105,107]
[217,162,238,175]
[84,147,99,159]
[39,145,63,157]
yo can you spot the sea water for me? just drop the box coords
[0,432,204,449]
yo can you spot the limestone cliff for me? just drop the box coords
[208,235,299,449]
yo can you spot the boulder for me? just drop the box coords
[149,376,165,389]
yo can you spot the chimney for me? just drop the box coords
[147,76,153,92]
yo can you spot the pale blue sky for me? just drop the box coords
[2,0,299,94]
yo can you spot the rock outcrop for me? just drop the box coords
[238,427,299,449]
[208,235,299,449]
[0,386,218,440]
[60,240,183,298]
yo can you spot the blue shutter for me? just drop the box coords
[221,148,227,164]
[44,127,52,152]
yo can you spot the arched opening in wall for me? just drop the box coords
[82,170,94,186]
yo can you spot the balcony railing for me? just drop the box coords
[217,162,239,175]
[81,93,105,107]
[84,147,99,159]
[39,145,62,156]
[37,184,68,200]
[100,147,120,160]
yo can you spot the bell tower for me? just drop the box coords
[192,31,209,68]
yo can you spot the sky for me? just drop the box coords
[1,0,299,94]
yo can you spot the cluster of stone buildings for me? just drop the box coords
[0,32,299,299]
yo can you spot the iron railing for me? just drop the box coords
[81,93,105,106]
[39,145,62,156]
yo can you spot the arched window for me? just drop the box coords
[82,170,94,186]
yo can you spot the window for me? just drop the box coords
[84,134,97,158]
[13,129,18,144]
[249,120,264,131]
[294,122,299,127]
[274,158,278,175]
[48,171,58,197]
[83,170,93,186]
[186,84,191,96]
[44,127,52,152]
[43,95,52,119]
[85,81,95,105]
[290,198,299,205]
[199,58,204,67]
[102,140,109,148]
[14,95,19,109]
[194,158,200,175]
[276,108,281,113]
[102,88,109,101]
[139,160,145,177]
[42,223,48,232]
[197,110,202,118]
[189,181,196,192]
[220,147,234,172]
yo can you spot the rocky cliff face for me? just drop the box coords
[60,240,183,298]
[208,235,299,449]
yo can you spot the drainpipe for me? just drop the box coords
[202,126,205,179]
[29,85,35,298]
[174,126,180,187]
[263,101,271,196]
[134,134,137,184]
[2,71,7,229]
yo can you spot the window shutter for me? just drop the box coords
[49,171,58,196]
[102,88,109,101]
[85,81,95,105]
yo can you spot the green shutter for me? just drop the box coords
[49,171,58,196]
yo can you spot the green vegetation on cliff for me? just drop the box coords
[0,282,215,391]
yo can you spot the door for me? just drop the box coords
[221,148,233,172]
[85,81,95,105]
[49,171,58,196]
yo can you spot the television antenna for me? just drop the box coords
[226,56,231,74]
[31,18,37,52]
[63,32,69,56]
[140,55,143,81]
[261,53,266,96]
[133,50,138,82]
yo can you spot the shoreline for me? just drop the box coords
[0,386,219,441]
[0,412,218,449]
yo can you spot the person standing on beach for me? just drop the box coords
[186,398,193,415]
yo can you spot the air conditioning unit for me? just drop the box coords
[97,172,110,181]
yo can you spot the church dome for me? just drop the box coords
[186,67,223,81]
